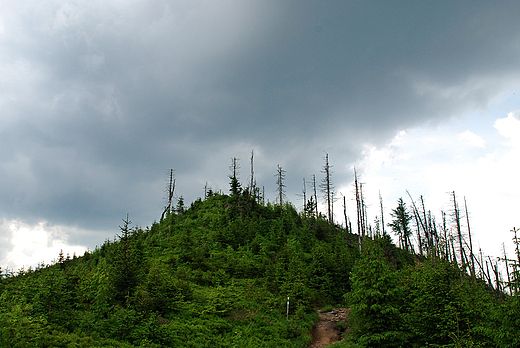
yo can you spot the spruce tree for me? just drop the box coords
[389,198,412,251]
[347,239,405,347]
[229,157,241,196]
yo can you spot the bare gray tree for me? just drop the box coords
[275,164,286,205]
[320,153,334,223]
[161,169,176,221]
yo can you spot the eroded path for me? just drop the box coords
[309,308,350,348]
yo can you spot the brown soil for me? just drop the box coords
[309,308,350,348]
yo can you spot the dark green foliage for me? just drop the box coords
[389,198,412,251]
[400,259,495,347]
[1,191,518,347]
[347,238,408,347]
[345,236,514,348]
[0,192,357,347]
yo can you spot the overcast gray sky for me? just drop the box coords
[2,1,520,270]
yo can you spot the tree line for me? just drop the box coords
[170,152,517,296]
[0,151,519,347]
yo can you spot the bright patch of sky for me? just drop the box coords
[0,220,88,272]
[346,110,520,259]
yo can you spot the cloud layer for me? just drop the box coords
[355,111,520,258]
[2,1,520,268]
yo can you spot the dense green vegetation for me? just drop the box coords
[1,188,519,347]
[339,237,520,348]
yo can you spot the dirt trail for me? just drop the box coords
[309,308,350,348]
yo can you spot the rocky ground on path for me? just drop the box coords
[309,308,350,348]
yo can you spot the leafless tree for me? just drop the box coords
[161,169,176,221]
[343,195,350,233]
[452,191,465,268]
[249,150,255,198]
[379,191,385,237]
[275,164,286,205]
[464,196,475,277]
[312,174,318,217]
[441,209,449,261]
[354,168,366,237]
[302,177,307,211]
[320,153,334,223]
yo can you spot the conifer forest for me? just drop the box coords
[1,156,519,348]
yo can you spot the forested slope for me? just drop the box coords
[0,192,358,347]
[1,190,519,347]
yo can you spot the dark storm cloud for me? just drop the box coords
[1,1,520,243]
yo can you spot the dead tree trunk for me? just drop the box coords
[353,169,362,251]
[379,191,385,237]
[321,153,334,223]
[312,174,318,217]
[275,165,286,206]
[302,177,307,212]
[441,210,449,261]
[354,169,361,237]
[503,243,512,295]
[452,191,464,269]
[343,195,349,233]
[479,248,486,282]
[464,197,475,277]
[420,196,433,252]
[407,191,424,256]
[361,183,368,237]
[485,259,493,288]
[451,235,458,265]
[161,169,176,221]
[412,208,423,256]
[249,150,255,199]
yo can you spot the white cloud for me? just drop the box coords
[1,219,87,271]
[458,130,485,148]
[351,112,520,259]
[495,111,520,148]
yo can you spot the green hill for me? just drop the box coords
[1,190,519,347]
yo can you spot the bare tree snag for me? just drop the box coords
[485,259,493,288]
[302,177,307,212]
[354,169,362,237]
[379,191,385,237]
[452,191,464,269]
[503,243,512,295]
[479,248,486,282]
[161,169,176,221]
[312,174,318,217]
[353,169,362,251]
[441,210,449,261]
[464,196,475,277]
[343,195,348,233]
[361,183,368,237]
[275,164,286,206]
[250,150,254,199]
[420,195,433,251]
[413,209,423,256]
[320,153,334,223]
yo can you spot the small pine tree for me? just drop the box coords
[229,157,241,196]
[347,239,406,347]
[176,196,185,214]
[389,198,412,251]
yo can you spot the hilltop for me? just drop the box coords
[1,189,520,347]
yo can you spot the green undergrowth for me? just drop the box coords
[1,192,519,347]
